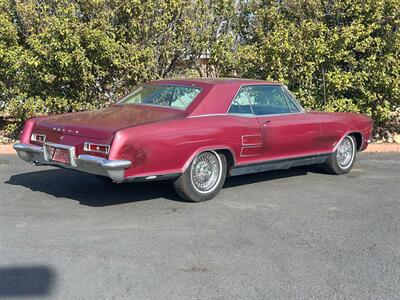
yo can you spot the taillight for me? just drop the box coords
[31,133,46,144]
[84,142,110,154]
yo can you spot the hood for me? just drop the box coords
[35,105,185,139]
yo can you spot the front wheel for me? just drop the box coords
[173,151,227,202]
[324,135,357,175]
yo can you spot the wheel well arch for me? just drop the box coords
[348,132,363,151]
[215,149,235,174]
[334,131,363,152]
[182,147,236,172]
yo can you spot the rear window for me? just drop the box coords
[117,85,202,109]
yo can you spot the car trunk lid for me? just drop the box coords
[35,105,185,141]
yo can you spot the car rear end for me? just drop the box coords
[14,117,131,182]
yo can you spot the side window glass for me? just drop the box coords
[228,86,253,115]
[251,85,291,115]
[283,87,301,113]
[170,87,201,108]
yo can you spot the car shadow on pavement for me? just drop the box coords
[224,166,313,188]
[5,166,324,206]
[0,265,56,297]
[5,168,184,206]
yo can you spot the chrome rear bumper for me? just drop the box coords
[13,143,131,182]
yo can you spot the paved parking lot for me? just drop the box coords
[0,153,399,299]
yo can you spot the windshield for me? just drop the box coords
[117,85,202,109]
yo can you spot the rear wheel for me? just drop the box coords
[173,151,227,202]
[324,135,357,174]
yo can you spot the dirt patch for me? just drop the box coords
[364,143,400,153]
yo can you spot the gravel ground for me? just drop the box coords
[0,153,399,299]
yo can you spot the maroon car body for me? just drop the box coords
[14,78,373,201]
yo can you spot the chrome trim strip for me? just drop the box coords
[241,134,262,146]
[122,172,181,183]
[230,153,331,177]
[187,113,229,118]
[240,145,262,157]
[225,83,252,115]
[282,85,305,112]
[254,112,306,117]
[118,102,186,110]
[190,111,307,118]
[276,85,294,113]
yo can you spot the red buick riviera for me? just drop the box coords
[14,78,373,202]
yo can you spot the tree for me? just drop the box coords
[211,0,400,127]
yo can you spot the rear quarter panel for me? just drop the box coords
[109,115,261,178]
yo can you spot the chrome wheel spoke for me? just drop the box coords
[337,137,354,168]
[191,152,220,192]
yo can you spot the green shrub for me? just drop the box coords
[0,0,235,134]
[212,0,400,128]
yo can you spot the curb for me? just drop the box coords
[363,143,400,153]
[0,144,15,155]
[1,143,399,155]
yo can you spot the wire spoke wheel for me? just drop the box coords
[173,150,227,202]
[337,136,355,168]
[190,152,221,193]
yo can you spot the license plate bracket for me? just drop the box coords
[50,147,71,165]
[43,143,76,167]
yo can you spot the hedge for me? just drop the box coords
[0,0,399,135]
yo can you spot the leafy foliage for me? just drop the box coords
[0,0,399,135]
[213,0,400,127]
[0,0,235,131]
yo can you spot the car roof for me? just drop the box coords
[145,78,284,116]
[147,78,281,87]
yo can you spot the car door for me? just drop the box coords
[242,84,323,161]
[226,86,264,165]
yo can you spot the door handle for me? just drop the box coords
[262,120,271,126]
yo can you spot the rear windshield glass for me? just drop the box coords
[117,85,202,109]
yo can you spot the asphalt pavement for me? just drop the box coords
[0,153,399,299]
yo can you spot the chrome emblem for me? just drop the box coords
[52,126,65,132]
